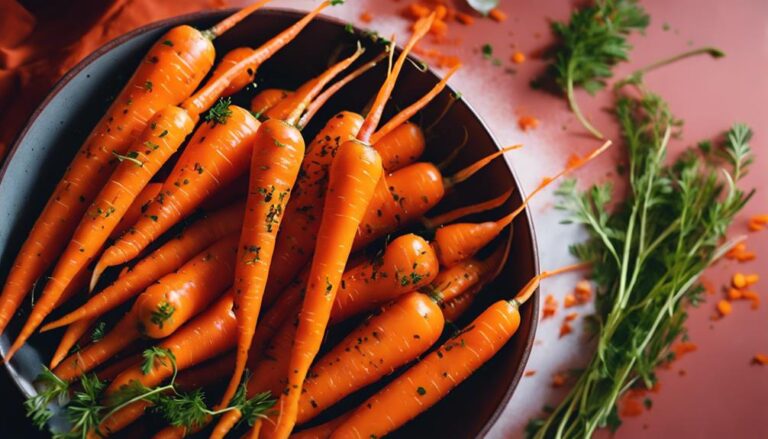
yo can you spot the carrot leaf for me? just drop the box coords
[149,302,175,329]
[56,373,106,439]
[24,367,69,430]
[90,321,106,342]
[141,346,176,375]
[205,97,233,125]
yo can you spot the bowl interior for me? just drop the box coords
[0,9,538,438]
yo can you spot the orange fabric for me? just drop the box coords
[0,0,227,161]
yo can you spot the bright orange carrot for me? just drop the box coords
[212,291,445,438]
[373,122,426,172]
[266,16,437,438]
[111,183,162,239]
[5,107,197,359]
[289,416,349,439]
[42,201,245,331]
[440,283,482,322]
[423,187,513,228]
[175,352,235,391]
[330,265,586,438]
[134,234,238,339]
[95,352,143,382]
[50,319,92,370]
[0,19,217,339]
[431,140,611,266]
[251,89,293,118]
[95,292,238,437]
[219,119,306,409]
[92,104,260,279]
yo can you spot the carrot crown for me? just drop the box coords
[357,13,436,143]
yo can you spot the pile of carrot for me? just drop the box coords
[0,3,612,438]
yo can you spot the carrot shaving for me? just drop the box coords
[489,8,508,22]
[524,370,536,377]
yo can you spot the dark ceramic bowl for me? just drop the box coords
[0,8,539,438]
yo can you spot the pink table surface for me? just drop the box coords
[255,0,768,438]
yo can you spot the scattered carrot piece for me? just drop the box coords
[736,251,757,262]
[551,372,567,387]
[489,8,507,22]
[511,51,526,64]
[620,397,644,417]
[574,280,592,303]
[559,321,572,337]
[518,115,539,131]
[563,293,577,308]
[725,242,747,259]
[359,11,373,23]
[429,19,448,36]
[672,342,697,359]
[564,312,578,322]
[434,4,447,20]
[701,277,715,295]
[747,215,768,232]
[405,3,430,19]
[543,294,558,318]
[745,273,760,286]
[524,370,536,377]
[455,12,475,25]
[753,354,768,365]
[742,290,760,309]
[732,273,747,289]
[727,288,743,301]
[717,299,732,316]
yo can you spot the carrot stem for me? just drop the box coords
[445,144,523,188]
[513,262,591,305]
[424,188,514,229]
[204,0,273,39]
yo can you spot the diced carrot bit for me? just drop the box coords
[444,7,457,21]
[672,341,697,359]
[566,154,584,169]
[650,382,661,393]
[574,280,592,303]
[726,242,747,259]
[489,8,507,22]
[563,293,577,308]
[565,311,578,322]
[701,277,715,295]
[736,251,756,262]
[455,11,474,25]
[524,370,536,377]
[518,115,539,131]
[434,4,448,20]
[753,353,768,365]
[742,290,760,309]
[752,214,768,224]
[745,274,759,286]
[511,51,526,64]
[551,372,567,387]
[732,273,747,289]
[405,3,430,19]
[717,299,733,316]
[359,11,373,23]
[559,322,573,337]
[429,19,448,36]
[543,294,558,318]
[620,397,644,417]
[727,288,743,301]
[748,219,765,232]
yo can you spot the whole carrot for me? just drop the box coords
[373,122,425,173]
[111,182,162,239]
[0,0,271,340]
[432,140,611,266]
[219,119,305,409]
[42,201,245,331]
[330,265,585,439]
[266,15,436,439]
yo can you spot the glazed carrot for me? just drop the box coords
[5,107,197,358]
[95,292,238,437]
[219,120,306,409]
[0,16,219,339]
[352,146,519,252]
[369,63,459,145]
[92,104,260,279]
[432,140,612,266]
[423,188,513,228]
[263,45,366,123]
[111,183,162,239]
[181,1,333,119]
[212,291,445,438]
[330,265,586,439]
[298,52,388,129]
[134,234,238,339]
[252,89,294,118]
[42,202,245,331]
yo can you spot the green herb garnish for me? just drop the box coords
[205,97,233,125]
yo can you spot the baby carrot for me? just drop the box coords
[111,183,162,239]
[219,119,305,408]
[42,201,245,331]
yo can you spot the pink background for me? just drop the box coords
[254,0,768,437]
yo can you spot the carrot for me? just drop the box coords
[96,352,143,382]
[92,104,260,279]
[373,122,425,173]
[440,283,482,322]
[212,291,445,438]
[251,89,293,119]
[52,236,237,380]
[95,292,238,437]
[330,264,586,438]
[111,183,162,239]
[432,140,612,266]
[175,352,235,391]
[42,201,245,331]
[263,45,366,124]
[298,52,388,130]
[422,187,513,228]
[219,120,306,409]
[50,319,92,370]
[352,146,519,252]
[134,234,238,339]
[266,17,436,439]
[290,415,349,439]
[181,1,333,119]
[0,16,220,339]
[5,107,197,358]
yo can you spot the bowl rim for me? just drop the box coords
[0,7,540,437]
